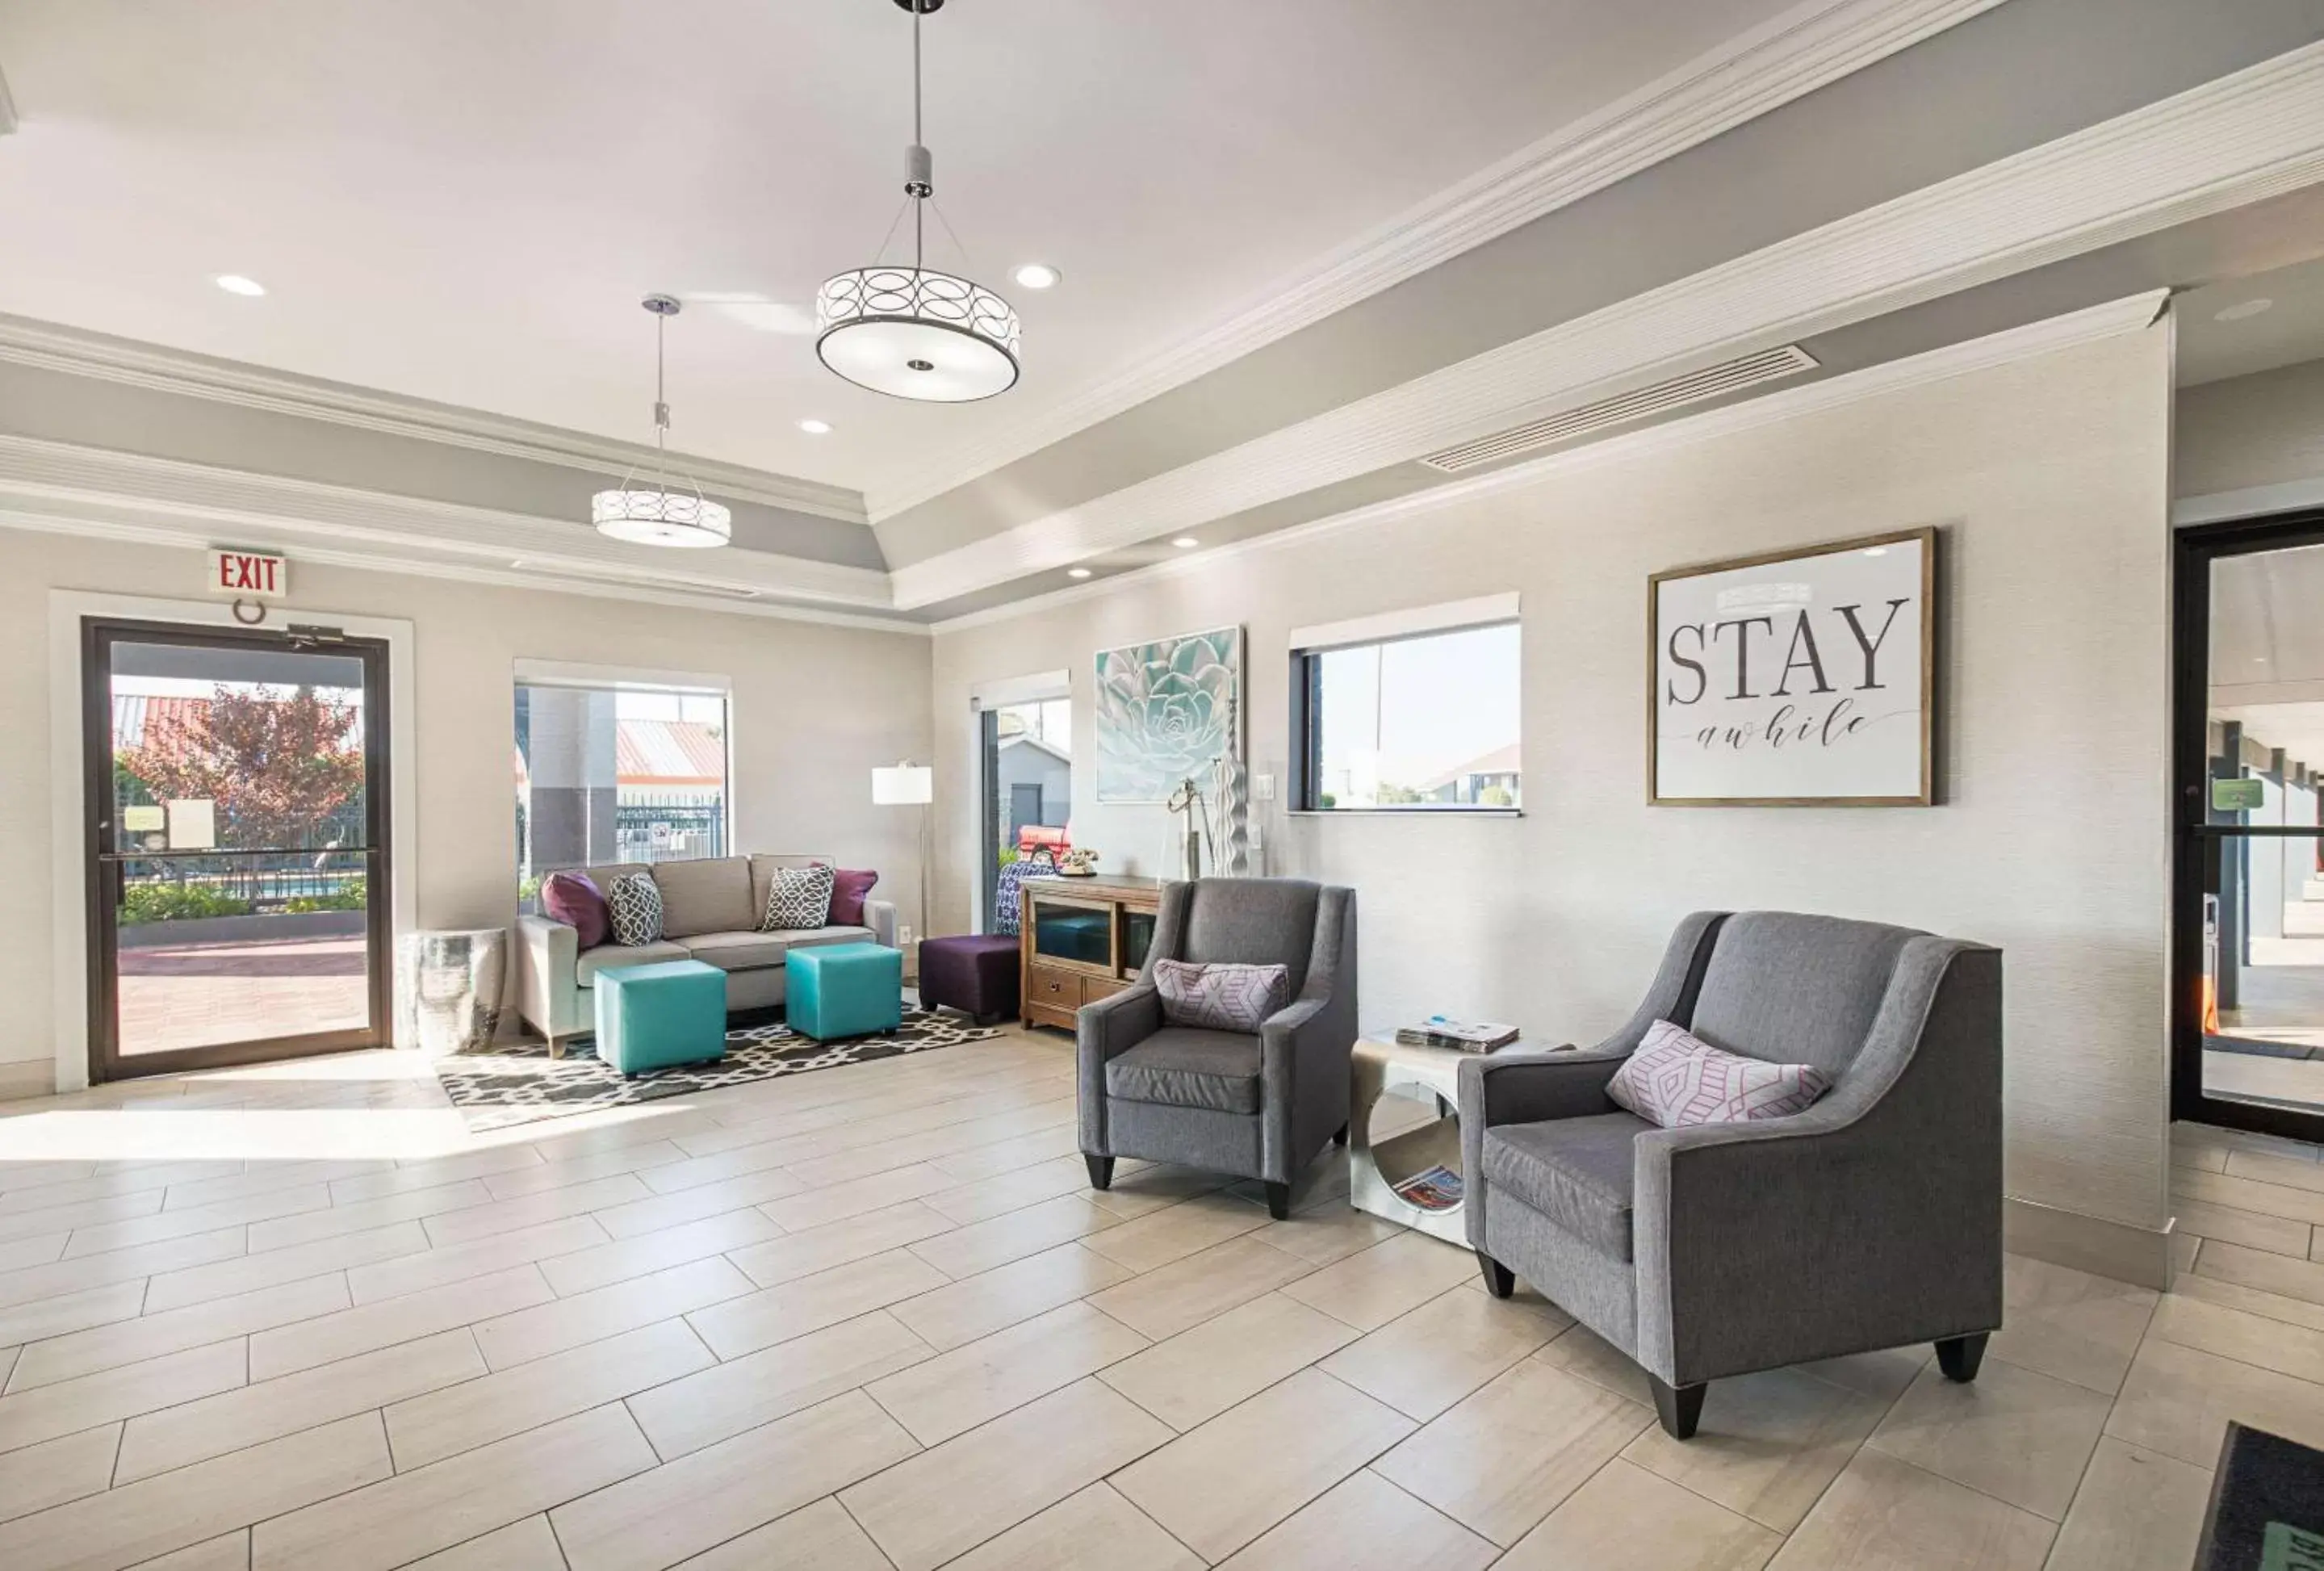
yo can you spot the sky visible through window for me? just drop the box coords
[1315,622,1520,807]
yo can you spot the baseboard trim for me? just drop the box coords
[2004,1196,2174,1290]
[0,1058,56,1104]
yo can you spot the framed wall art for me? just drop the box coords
[1093,624,1244,803]
[1648,526,1936,806]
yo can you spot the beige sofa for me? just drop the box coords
[516,853,897,1052]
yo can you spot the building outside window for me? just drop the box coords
[1295,614,1520,812]
[513,669,731,902]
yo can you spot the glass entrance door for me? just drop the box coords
[2175,516,2324,1137]
[85,619,392,1080]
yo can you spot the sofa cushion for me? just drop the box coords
[1687,911,1920,1079]
[768,925,876,954]
[542,871,609,950]
[680,931,789,973]
[1481,1112,1651,1263]
[760,864,836,931]
[830,869,880,927]
[576,941,691,987]
[652,857,756,939]
[1106,1027,1262,1114]
[605,873,664,947]
[749,854,831,921]
[582,862,651,897]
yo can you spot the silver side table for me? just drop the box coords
[395,928,508,1056]
[1349,1033,1497,1246]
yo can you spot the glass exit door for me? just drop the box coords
[84,619,392,1081]
[2176,515,2324,1139]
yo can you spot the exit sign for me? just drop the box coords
[206,548,288,599]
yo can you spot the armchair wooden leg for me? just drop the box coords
[1264,1182,1292,1220]
[1650,1376,1706,1441]
[1474,1251,1514,1299]
[1084,1155,1114,1192]
[1935,1332,1989,1383]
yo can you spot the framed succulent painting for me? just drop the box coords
[1094,626,1244,802]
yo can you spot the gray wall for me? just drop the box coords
[932,326,2176,1253]
[2178,357,2324,501]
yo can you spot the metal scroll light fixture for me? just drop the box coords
[816,0,1020,402]
[591,295,733,549]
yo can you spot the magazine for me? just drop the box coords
[1391,1164,1463,1211]
[1395,1016,1520,1053]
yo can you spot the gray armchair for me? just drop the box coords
[1078,878,1358,1220]
[1460,911,2002,1440]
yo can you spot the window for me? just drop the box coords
[513,665,731,900]
[1293,608,1520,812]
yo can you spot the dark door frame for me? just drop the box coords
[82,617,395,1083]
[2172,509,2324,1142]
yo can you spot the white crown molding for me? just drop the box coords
[894,40,2324,609]
[863,0,2008,521]
[0,433,919,623]
[0,508,930,636]
[0,313,869,526]
[930,291,2165,635]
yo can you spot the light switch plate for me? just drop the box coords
[1253,773,1276,802]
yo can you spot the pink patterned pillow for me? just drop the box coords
[1154,959,1291,1033]
[1607,1020,1832,1129]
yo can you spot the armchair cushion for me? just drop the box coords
[1154,959,1289,1033]
[1106,1027,1263,1115]
[1686,912,1920,1076]
[1608,1020,1831,1128]
[1482,1112,1652,1263]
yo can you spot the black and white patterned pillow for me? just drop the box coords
[761,863,835,931]
[605,873,664,946]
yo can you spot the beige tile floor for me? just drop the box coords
[0,1033,2313,1569]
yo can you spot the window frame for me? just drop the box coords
[1288,599,1522,817]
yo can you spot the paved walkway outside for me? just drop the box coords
[117,933,369,1056]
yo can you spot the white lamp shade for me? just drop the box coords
[872,765,934,806]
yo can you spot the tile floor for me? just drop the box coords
[0,1030,2311,1569]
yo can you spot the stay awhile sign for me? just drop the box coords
[205,548,288,600]
[1648,527,1935,806]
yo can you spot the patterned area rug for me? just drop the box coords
[433,1007,1002,1131]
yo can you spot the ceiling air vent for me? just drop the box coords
[1419,345,1819,473]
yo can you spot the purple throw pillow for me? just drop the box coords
[542,871,609,951]
[827,868,879,927]
[1153,958,1291,1034]
[1606,1019,1832,1129]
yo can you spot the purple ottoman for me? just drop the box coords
[919,934,1021,1024]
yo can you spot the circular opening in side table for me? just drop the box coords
[1363,1070,1464,1217]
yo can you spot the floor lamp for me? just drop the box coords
[872,762,934,974]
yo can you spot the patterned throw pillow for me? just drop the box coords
[1153,958,1291,1034]
[1607,1019,1832,1129]
[604,873,664,948]
[762,863,836,931]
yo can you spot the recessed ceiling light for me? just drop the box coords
[1171,537,1200,549]
[1067,567,1093,580]
[1012,263,1062,290]
[2216,298,2275,323]
[797,418,832,435]
[214,274,267,297]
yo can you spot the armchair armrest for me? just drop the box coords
[863,898,898,948]
[1078,985,1163,1158]
[1458,1049,1626,1255]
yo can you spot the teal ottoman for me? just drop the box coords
[787,942,903,1041]
[593,959,727,1078]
